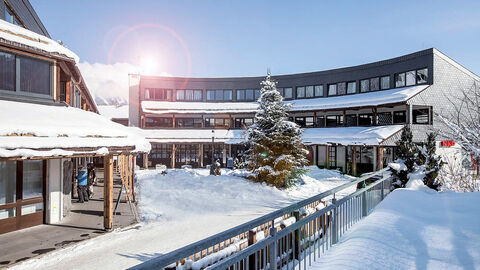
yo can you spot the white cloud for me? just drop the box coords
[78,62,171,105]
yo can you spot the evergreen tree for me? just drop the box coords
[391,126,416,188]
[424,132,442,190]
[245,73,309,188]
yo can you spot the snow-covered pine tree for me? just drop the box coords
[391,125,417,188]
[424,132,442,190]
[245,73,309,188]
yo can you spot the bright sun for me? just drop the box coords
[139,57,158,75]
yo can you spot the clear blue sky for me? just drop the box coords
[31,0,480,77]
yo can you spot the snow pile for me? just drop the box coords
[142,101,258,114]
[136,167,355,223]
[143,129,245,144]
[98,104,129,120]
[309,189,480,270]
[303,125,403,146]
[0,100,150,157]
[0,19,79,62]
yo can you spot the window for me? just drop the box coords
[205,118,231,128]
[254,89,261,100]
[19,56,51,95]
[314,85,323,97]
[151,89,172,100]
[316,116,325,127]
[326,115,343,127]
[360,79,370,93]
[245,89,254,100]
[234,118,254,128]
[294,117,314,127]
[185,90,194,100]
[393,111,407,124]
[145,117,173,128]
[413,108,430,124]
[416,68,428,84]
[358,114,373,126]
[60,82,67,102]
[0,51,15,91]
[237,89,246,100]
[347,82,356,94]
[328,84,337,96]
[194,90,202,101]
[296,86,305,98]
[23,160,43,199]
[277,88,284,97]
[176,118,203,128]
[377,112,392,125]
[370,77,380,91]
[0,161,16,205]
[346,115,357,126]
[284,87,293,99]
[176,90,185,100]
[381,76,390,90]
[329,146,337,168]
[337,82,346,95]
[5,4,23,27]
[145,89,151,99]
[395,73,406,87]
[207,90,216,101]
[406,71,416,86]
[215,90,223,101]
[224,90,233,101]
[306,86,314,98]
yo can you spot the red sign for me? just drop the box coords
[441,141,455,147]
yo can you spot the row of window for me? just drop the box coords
[0,51,52,96]
[4,2,24,28]
[143,68,429,102]
[144,109,429,129]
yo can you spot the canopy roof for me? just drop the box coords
[0,100,150,159]
[141,85,428,115]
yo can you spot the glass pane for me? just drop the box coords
[0,51,15,91]
[284,88,293,99]
[417,68,428,84]
[0,207,16,220]
[207,90,215,101]
[245,89,254,100]
[296,87,305,98]
[22,202,43,215]
[237,90,245,100]
[20,56,51,95]
[224,90,233,100]
[328,84,337,96]
[185,90,194,100]
[215,90,223,101]
[176,90,185,100]
[0,161,16,205]
[23,160,43,199]
[395,73,405,87]
[381,76,390,89]
[254,90,261,100]
[194,90,202,101]
[337,82,346,95]
[144,89,151,99]
[360,79,369,92]
[406,71,416,86]
[370,77,380,91]
[306,86,314,97]
[314,85,323,96]
[347,82,356,94]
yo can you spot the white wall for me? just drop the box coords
[46,159,63,224]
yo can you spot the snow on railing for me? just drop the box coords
[128,169,392,270]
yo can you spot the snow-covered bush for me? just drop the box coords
[245,73,308,188]
[437,154,480,192]
[390,126,416,188]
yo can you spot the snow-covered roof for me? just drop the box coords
[142,129,245,144]
[98,104,129,119]
[0,19,79,63]
[302,125,404,146]
[0,100,150,158]
[141,125,403,146]
[141,85,428,115]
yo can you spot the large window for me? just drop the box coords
[360,79,370,93]
[154,89,172,100]
[205,118,231,128]
[326,115,343,127]
[22,160,43,199]
[416,68,428,84]
[370,77,380,91]
[278,87,294,99]
[0,161,16,205]
[207,90,233,101]
[0,51,15,91]
[5,4,23,27]
[346,82,356,94]
[175,144,199,168]
[395,68,429,88]
[406,71,416,86]
[294,116,314,127]
[328,84,337,96]
[19,56,51,95]
[381,76,390,90]
[306,86,314,98]
[315,85,323,97]
[393,111,407,124]
[236,89,258,101]
[145,117,173,128]
[149,144,172,166]
[175,118,203,128]
[376,112,392,125]
[395,73,406,87]
[358,114,373,126]
[234,118,254,128]
[176,90,202,101]
[316,116,325,127]
[413,108,430,124]
[346,115,357,126]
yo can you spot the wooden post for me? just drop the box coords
[171,144,176,168]
[372,107,377,126]
[377,146,384,170]
[143,153,148,169]
[199,144,203,168]
[248,230,257,270]
[325,145,330,169]
[293,211,301,260]
[104,154,114,230]
[352,146,357,176]
[342,110,346,126]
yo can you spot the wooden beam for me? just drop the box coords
[377,146,384,170]
[171,144,176,168]
[325,145,330,169]
[352,146,357,176]
[143,153,149,169]
[104,154,114,230]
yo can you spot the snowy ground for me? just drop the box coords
[10,167,355,270]
[309,188,480,270]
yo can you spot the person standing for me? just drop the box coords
[76,165,88,203]
[87,163,96,199]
